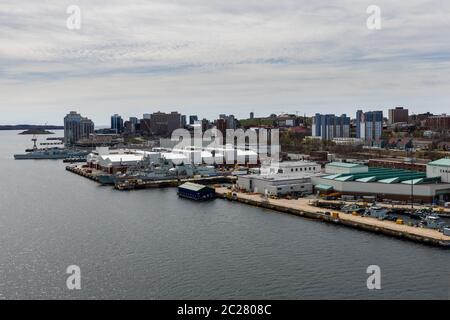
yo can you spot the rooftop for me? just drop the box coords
[322,167,442,185]
[326,162,365,168]
[178,182,212,192]
[428,158,450,167]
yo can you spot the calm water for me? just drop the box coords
[0,130,448,299]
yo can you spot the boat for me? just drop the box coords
[14,148,89,160]
[97,156,220,185]
[364,206,389,220]
[419,215,446,230]
[341,203,364,214]
[14,136,89,160]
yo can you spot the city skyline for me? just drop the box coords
[1,1,450,124]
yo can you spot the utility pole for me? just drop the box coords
[407,150,416,210]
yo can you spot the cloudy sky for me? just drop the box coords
[1,0,449,125]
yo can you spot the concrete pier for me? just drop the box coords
[66,164,236,189]
[215,187,450,248]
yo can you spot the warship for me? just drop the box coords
[97,156,219,185]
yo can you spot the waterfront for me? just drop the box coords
[0,131,449,299]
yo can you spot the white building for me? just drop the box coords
[426,158,450,183]
[237,174,314,196]
[260,161,321,175]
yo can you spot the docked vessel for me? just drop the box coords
[364,206,389,220]
[420,215,446,230]
[14,136,89,160]
[97,156,219,185]
[14,148,89,160]
[341,203,364,214]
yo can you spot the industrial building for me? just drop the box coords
[260,161,321,175]
[236,161,321,196]
[324,162,368,174]
[312,159,450,203]
[237,174,314,196]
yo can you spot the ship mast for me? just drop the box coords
[32,135,38,151]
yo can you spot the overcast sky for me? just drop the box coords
[1,0,449,125]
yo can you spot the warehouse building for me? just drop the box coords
[177,182,216,201]
[312,158,450,203]
[237,174,316,196]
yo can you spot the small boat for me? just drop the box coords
[341,203,364,214]
[364,206,389,220]
[420,215,446,230]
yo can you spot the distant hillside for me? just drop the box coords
[0,125,63,130]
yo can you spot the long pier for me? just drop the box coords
[215,187,450,248]
[115,175,236,190]
[66,165,236,188]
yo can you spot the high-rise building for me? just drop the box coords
[111,114,124,134]
[388,107,409,124]
[312,113,350,140]
[125,117,139,134]
[64,111,94,145]
[181,115,187,128]
[356,110,363,139]
[218,114,237,129]
[189,115,198,125]
[149,111,182,136]
[215,118,227,134]
[356,110,383,144]
[250,112,254,119]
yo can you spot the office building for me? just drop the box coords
[111,114,124,134]
[64,111,95,145]
[149,111,182,136]
[219,114,237,130]
[189,115,198,125]
[388,107,409,124]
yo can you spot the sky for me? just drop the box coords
[1,0,449,126]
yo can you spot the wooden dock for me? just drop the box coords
[215,187,450,248]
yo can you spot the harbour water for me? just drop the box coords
[0,130,449,299]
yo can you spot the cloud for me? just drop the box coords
[0,0,449,124]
